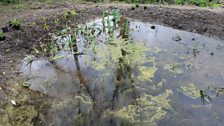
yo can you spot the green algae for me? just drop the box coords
[122,44,151,65]
[0,79,55,126]
[164,63,184,75]
[0,105,38,126]
[179,83,201,99]
[106,38,151,65]
[51,94,93,113]
[103,90,173,126]
[156,79,166,88]
[138,66,158,81]
[87,38,158,73]
[49,94,93,126]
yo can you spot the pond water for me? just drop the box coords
[17,17,224,126]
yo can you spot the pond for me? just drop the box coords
[8,15,224,126]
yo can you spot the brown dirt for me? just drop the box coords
[0,3,224,103]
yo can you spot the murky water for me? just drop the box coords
[16,17,224,126]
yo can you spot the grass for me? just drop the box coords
[0,0,222,16]
[0,0,71,15]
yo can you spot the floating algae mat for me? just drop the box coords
[4,16,224,126]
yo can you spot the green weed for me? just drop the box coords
[9,18,21,27]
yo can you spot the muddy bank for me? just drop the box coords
[0,3,224,104]
[123,6,224,40]
[0,4,103,105]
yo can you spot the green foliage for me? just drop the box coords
[102,11,105,31]
[190,0,207,7]
[175,0,185,4]
[209,2,222,7]
[108,0,221,7]
[70,10,78,17]
[9,18,21,27]
[125,19,129,34]
[0,0,17,4]
[175,0,221,7]
[0,31,5,38]
[112,9,121,23]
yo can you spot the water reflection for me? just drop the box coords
[18,18,224,126]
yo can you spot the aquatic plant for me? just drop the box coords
[51,54,66,61]
[179,83,200,99]
[138,66,158,81]
[200,90,211,103]
[47,42,56,54]
[107,30,114,43]
[49,95,93,125]
[112,9,121,26]
[164,63,183,74]
[107,16,112,33]
[103,90,173,126]
[125,19,129,34]
[192,42,200,57]
[102,11,106,31]
[69,34,77,47]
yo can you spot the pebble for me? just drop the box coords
[11,100,17,106]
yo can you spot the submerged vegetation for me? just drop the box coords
[104,90,173,126]
[179,83,201,99]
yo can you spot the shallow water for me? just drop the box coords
[18,17,224,126]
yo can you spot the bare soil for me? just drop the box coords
[0,3,224,103]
